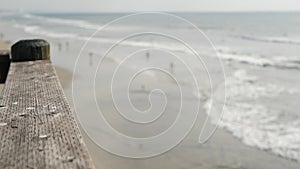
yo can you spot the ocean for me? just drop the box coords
[0,11,300,162]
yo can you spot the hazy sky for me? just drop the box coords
[1,0,300,13]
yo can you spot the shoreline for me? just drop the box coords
[73,51,300,169]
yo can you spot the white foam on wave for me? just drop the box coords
[217,47,300,70]
[23,13,102,30]
[14,24,78,39]
[273,56,300,69]
[23,13,136,31]
[236,35,300,45]
[14,22,199,57]
[206,69,300,162]
[221,102,300,161]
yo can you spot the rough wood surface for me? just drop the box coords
[0,60,94,169]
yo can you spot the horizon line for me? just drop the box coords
[1,8,300,14]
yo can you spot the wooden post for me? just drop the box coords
[0,50,10,83]
[11,39,50,62]
[0,39,95,168]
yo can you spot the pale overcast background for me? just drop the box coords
[1,0,300,12]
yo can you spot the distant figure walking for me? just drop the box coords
[58,43,62,52]
[169,62,175,74]
[89,52,93,66]
[146,51,150,61]
[0,33,3,40]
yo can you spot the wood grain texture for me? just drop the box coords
[0,60,95,169]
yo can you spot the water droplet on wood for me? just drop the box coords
[0,122,7,126]
[39,134,48,139]
[53,113,61,117]
[65,156,75,162]
[50,109,56,113]
[38,147,44,151]
[18,112,28,117]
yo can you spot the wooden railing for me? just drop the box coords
[0,39,95,169]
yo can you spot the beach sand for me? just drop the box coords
[0,40,10,51]
[77,57,300,169]
[1,39,299,169]
[55,66,74,89]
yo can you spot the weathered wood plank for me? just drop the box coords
[0,40,95,169]
[0,61,94,169]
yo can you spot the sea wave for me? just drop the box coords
[22,13,137,31]
[217,47,300,70]
[23,13,102,30]
[14,24,79,39]
[235,35,300,45]
[206,69,300,162]
[15,23,197,54]
[15,22,300,71]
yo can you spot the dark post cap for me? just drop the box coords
[11,39,50,62]
[0,50,11,83]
